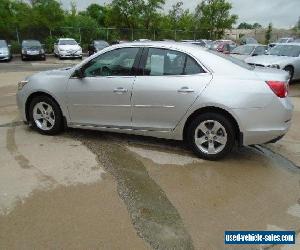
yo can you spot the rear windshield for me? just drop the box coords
[209,50,254,70]
[0,40,7,47]
[268,45,300,57]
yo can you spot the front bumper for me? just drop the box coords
[23,53,45,59]
[16,90,28,122]
[59,51,82,58]
[0,55,10,61]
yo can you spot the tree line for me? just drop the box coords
[0,0,238,52]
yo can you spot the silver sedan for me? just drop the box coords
[16,42,293,160]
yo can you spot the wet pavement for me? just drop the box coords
[0,63,300,249]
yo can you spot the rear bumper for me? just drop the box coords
[234,97,293,146]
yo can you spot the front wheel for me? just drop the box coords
[284,66,294,83]
[29,96,63,135]
[187,113,236,160]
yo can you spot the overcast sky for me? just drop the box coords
[59,0,300,28]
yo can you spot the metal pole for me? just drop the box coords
[16,27,20,44]
[79,28,82,43]
[153,30,156,40]
[174,30,177,41]
[131,28,134,41]
[106,28,109,41]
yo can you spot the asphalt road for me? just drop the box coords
[1,59,300,249]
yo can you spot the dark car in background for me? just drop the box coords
[21,40,45,61]
[0,40,12,62]
[88,40,109,56]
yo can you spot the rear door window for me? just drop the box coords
[143,48,205,76]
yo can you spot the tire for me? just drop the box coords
[21,55,25,61]
[29,96,63,135]
[284,66,294,83]
[187,113,236,160]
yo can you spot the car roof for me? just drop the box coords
[274,43,300,46]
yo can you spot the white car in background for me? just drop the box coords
[54,38,82,59]
[245,43,300,82]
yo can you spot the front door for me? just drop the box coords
[67,47,140,127]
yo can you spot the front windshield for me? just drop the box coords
[268,45,300,57]
[210,50,254,70]
[231,45,255,55]
[0,40,7,48]
[59,40,77,45]
[22,40,41,48]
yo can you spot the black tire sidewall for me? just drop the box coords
[29,96,63,135]
[187,113,235,160]
[284,66,294,82]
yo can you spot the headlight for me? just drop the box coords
[59,48,65,51]
[269,64,280,69]
[22,49,27,54]
[18,80,29,90]
[40,49,45,53]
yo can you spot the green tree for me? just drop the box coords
[195,0,238,39]
[142,0,165,30]
[253,22,262,29]
[265,23,272,44]
[237,22,253,29]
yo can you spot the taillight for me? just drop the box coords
[266,81,288,98]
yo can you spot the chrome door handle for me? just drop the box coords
[113,87,128,94]
[177,87,195,93]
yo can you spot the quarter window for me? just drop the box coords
[143,48,205,76]
[83,47,139,77]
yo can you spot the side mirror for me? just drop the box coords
[54,43,57,46]
[74,68,84,79]
[8,44,11,48]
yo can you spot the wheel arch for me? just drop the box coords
[183,106,242,145]
[25,91,67,126]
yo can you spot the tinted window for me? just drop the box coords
[83,47,139,77]
[144,48,204,76]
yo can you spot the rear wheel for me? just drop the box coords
[284,66,294,83]
[29,96,63,135]
[187,113,235,160]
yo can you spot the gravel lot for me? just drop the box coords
[1,58,300,249]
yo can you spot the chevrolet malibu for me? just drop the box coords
[16,42,293,160]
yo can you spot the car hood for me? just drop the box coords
[245,55,293,66]
[58,44,81,50]
[253,66,289,82]
[28,67,74,80]
[0,47,9,53]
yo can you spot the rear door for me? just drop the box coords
[131,47,212,131]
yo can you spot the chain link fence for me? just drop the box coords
[3,26,299,54]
